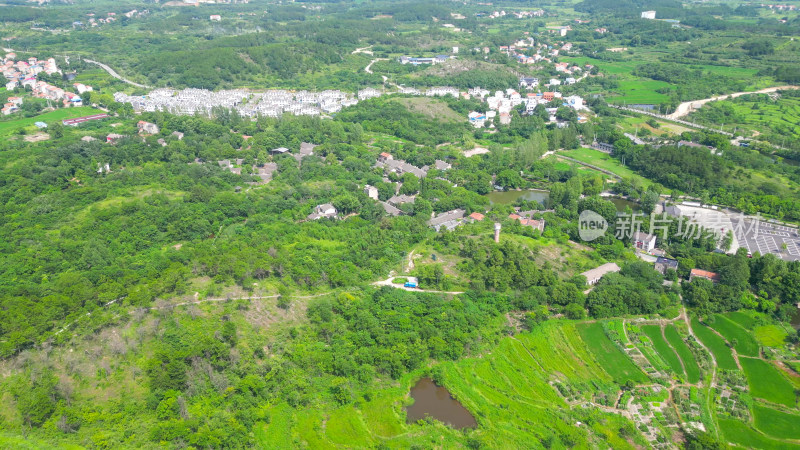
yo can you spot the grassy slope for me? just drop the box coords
[556,148,652,186]
[392,97,466,123]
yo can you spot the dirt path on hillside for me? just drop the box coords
[84,59,151,89]
[668,85,799,119]
[365,58,388,74]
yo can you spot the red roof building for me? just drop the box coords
[689,269,720,283]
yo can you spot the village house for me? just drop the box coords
[358,88,381,100]
[509,213,546,232]
[106,133,125,144]
[308,203,337,221]
[654,257,679,275]
[689,269,720,283]
[632,231,657,252]
[519,77,539,89]
[468,111,487,128]
[380,202,403,216]
[387,194,416,206]
[469,212,485,222]
[364,185,379,200]
[137,121,159,135]
[376,157,427,178]
[73,83,93,94]
[433,160,451,171]
[428,209,466,232]
[253,163,278,183]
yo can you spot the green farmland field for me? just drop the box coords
[0,106,105,135]
[690,317,738,370]
[725,311,757,330]
[753,404,800,440]
[577,322,648,384]
[663,325,701,384]
[709,315,760,357]
[740,358,797,407]
[753,325,789,347]
[642,325,685,378]
[719,418,800,449]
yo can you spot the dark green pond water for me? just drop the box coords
[486,189,641,213]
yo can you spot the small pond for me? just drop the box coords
[791,307,800,330]
[486,189,549,206]
[405,377,477,429]
[486,189,641,213]
[609,197,642,213]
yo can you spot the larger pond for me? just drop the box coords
[486,189,641,213]
[405,377,477,429]
[609,197,642,213]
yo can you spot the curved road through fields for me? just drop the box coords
[84,59,151,89]
[668,85,799,119]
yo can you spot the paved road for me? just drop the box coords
[84,59,151,89]
[668,85,799,119]
[372,276,464,294]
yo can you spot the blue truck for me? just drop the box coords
[404,281,418,288]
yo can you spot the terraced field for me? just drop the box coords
[753,404,800,440]
[663,326,701,384]
[257,321,645,448]
[577,322,649,384]
[642,325,685,378]
[690,317,738,370]
[740,358,797,407]
[719,418,800,449]
[709,315,760,357]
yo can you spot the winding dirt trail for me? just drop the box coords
[667,85,799,119]
[84,59,151,89]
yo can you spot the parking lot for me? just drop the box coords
[731,218,800,261]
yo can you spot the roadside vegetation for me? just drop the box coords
[1,0,800,448]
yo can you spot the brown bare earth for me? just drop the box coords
[393,97,466,123]
[24,132,50,142]
[412,59,518,79]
